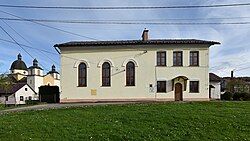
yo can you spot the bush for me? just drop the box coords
[221,92,233,100]
[232,93,250,101]
[233,93,246,101]
[244,93,250,101]
[25,100,40,105]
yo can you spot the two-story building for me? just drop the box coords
[54,29,220,103]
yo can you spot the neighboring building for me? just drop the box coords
[209,73,221,99]
[54,29,220,103]
[0,83,36,105]
[8,54,60,97]
[221,77,250,93]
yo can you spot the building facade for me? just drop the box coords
[55,30,220,103]
[209,73,221,99]
[0,83,36,105]
[9,54,60,93]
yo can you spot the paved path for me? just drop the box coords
[0,102,139,114]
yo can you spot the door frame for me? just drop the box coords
[175,83,183,101]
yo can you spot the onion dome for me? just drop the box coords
[28,59,43,70]
[10,54,28,70]
[47,65,59,74]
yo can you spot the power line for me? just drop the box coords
[0,25,51,71]
[1,16,250,23]
[0,38,57,55]
[1,17,250,25]
[0,10,99,40]
[0,3,250,9]
[0,20,60,66]
[0,25,34,59]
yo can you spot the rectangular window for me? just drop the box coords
[173,51,183,66]
[20,96,24,101]
[28,96,32,100]
[190,81,199,93]
[5,96,8,101]
[190,51,199,66]
[157,51,166,66]
[157,81,166,93]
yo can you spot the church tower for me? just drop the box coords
[27,59,43,93]
[9,53,28,81]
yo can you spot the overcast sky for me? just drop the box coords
[0,0,250,77]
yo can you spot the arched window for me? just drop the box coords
[102,62,111,86]
[126,61,135,86]
[78,63,87,87]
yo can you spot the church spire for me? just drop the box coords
[17,53,22,60]
[33,59,38,67]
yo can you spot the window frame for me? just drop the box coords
[157,81,167,93]
[126,61,135,86]
[190,51,199,66]
[20,96,24,101]
[156,51,166,66]
[189,81,199,93]
[102,62,111,87]
[173,51,183,66]
[78,63,87,87]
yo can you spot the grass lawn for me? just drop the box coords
[0,102,249,140]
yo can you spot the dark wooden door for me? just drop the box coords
[175,83,183,101]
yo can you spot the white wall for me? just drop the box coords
[60,44,210,102]
[15,85,37,104]
[11,69,28,75]
[210,82,221,99]
[27,75,43,94]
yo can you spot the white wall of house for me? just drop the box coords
[60,44,210,102]
[0,95,15,105]
[210,82,221,99]
[15,85,37,104]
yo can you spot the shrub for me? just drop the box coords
[233,93,245,101]
[221,92,233,100]
[25,100,40,105]
[231,92,250,101]
[243,93,250,101]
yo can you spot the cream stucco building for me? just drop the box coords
[55,29,220,103]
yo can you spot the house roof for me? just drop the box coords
[209,73,221,82]
[223,77,250,82]
[0,83,26,94]
[54,39,220,48]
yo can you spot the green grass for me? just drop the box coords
[0,104,4,110]
[0,102,249,141]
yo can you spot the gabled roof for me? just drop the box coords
[209,73,221,82]
[0,83,36,95]
[0,83,26,94]
[54,39,220,48]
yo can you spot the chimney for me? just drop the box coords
[142,28,149,41]
[231,70,234,78]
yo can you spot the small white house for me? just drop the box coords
[0,83,37,105]
[209,73,221,99]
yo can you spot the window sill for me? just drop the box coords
[172,65,183,67]
[101,86,111,87]
[125,85,136,87]
[157,91,167,93]
[156,65,167,67]
[189,91,199,93]
[77,86,87,87]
